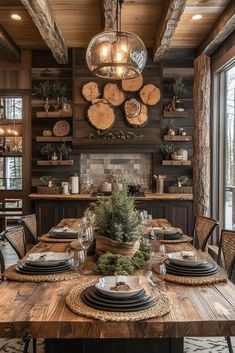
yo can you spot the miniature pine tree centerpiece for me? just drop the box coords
[94,190,141,256]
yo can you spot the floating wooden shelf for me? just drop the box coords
[36,111,72,118]
[0,119,22,125]
[163,111,191,118]
[73,138,157,146]
[162,160,192,166]
[163,135,192,141]
[36,136,72,142]
[37,160,73,166]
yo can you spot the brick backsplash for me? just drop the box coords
[80,153,152,192]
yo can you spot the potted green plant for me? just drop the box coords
[57,142,72,160]
[168,77,187,111]
[33,81,51,112]
[51,81,67,111]
[40,143,54,160]
[160,143,175,160]
[94,190,141,256]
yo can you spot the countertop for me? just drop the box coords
[29,193,193,201]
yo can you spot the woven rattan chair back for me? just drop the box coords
[218,229,235,280]
[21,214,37,242]
[4,226,26,259]
[193,215,219,251]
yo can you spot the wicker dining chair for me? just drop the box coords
[217,229,235,353]
[4,226,26,259]
[193,215,220,251]
[21,214,38,243]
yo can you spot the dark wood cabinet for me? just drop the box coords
[33,198,193,236]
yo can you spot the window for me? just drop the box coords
[224,64,235,229]
[215,62,235,230]
[0,97,23,191]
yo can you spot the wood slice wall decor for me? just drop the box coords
[139,84,161,105]
[82,82,100,102]
[87,100,115,130]
[125,103,148,127]
[103,83,125,106]
[124,98,141,118]
[121,74,143,92]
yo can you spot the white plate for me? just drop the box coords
[167,252,209,267]
[95,276,142,297]
[27,252,72,263]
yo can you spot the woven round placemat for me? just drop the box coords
[160,234,192,244]
[38,234,73,243]
[163,267,227,285]
[4,265,79,282]
[66,279,172,321]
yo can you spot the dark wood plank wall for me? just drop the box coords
[31,50,79,189]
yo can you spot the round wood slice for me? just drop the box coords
[122,74,143,92]
[139,84,160,105]
[82,82,100,102]
[103,83,125,106]
[124,98,141,118]
[125,103,148,127]
[87,100,115,130]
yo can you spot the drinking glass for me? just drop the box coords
[78,224,94,274]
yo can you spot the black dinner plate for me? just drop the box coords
[82,287,154,308]
[92,286,146,302]
[163,233,182,240]
[165,259,217,271]
[81,288,156,312]
[15,263,73,275]
[48,231,78,239]
[165,259,218,276]
[18,261,71,271]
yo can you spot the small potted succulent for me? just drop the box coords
[160,143,175,160]
[94,190,141,256]
[168,77,187,111]
[57,142,72,160]
[40,143,54,160]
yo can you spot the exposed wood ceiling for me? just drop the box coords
[0,0,232,61]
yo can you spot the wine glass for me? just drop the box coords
[78,224,94,274]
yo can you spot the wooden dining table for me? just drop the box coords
[0,218,235,353]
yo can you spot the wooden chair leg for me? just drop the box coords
[33,338,37,353]
[226,336,234,353]
[23,333,31,353]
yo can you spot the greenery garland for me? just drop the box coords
[93,241,150,276]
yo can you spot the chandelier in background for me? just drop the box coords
[86,0,147,80]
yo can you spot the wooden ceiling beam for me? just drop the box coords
[0,25,20,62]
[20,0,68,64]
[100,0,119,31]
[198,0,235,56]
[154,0,186,62]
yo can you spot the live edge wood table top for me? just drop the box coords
[0,219,234,340]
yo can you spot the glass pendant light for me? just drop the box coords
[86,0,147,80]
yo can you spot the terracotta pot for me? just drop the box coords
[95,234,140,256]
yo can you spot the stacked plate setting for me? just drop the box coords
[81,276,156,312]
[15,252,73,275]
[149,227,183,240]
[165,252,218,276]
[48,227,78,239]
